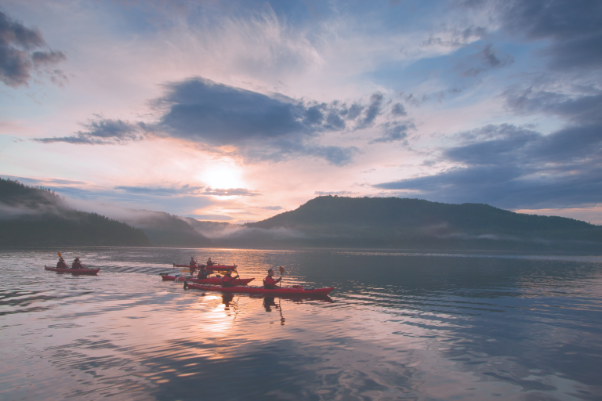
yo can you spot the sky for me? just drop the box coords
[1,0,601,224]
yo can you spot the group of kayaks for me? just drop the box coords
[164,259,334,297]
[44,257,334,297]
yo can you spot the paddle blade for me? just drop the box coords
[279,266,285,274]
[57,252,62,258]
[181,269,190,273]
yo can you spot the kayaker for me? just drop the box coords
[72,257,84,269]
[56,257,67,269]
[197,265,210,280]
[221,270,239,287]
[206,257,214,266]
[189,257,197,274]
[263,268,281,289]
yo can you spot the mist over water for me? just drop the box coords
[1,247,601,400]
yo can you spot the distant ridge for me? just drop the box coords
[0,179,150,246]
[244,196,602,250]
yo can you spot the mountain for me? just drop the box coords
[115,210,211,247]
[0,179,150,246]
[245,196,602,251]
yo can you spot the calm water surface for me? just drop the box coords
[1,247,601,400]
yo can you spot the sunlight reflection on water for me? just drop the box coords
[0,247,601,400]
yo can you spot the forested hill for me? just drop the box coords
[0,179,150,246]
[245,196,602,250]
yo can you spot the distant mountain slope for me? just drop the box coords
[0,179,150,246]
[246,196,602,250]
[118,210,211,247]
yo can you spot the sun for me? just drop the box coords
[200,164,244,189]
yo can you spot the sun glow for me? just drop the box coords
[200,164,244,189]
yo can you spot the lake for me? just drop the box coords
[1,247,601,400]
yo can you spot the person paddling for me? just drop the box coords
[189,257,197,274]
[197,264,210,280]
[263,268,281,289]
[57,257,67,269]
[72,257,84,269]
[206,257,214,266]
[221,269,239,287]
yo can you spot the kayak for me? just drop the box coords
[45,265,100,275]
[184,281,334,296]
[173,263,237,271]
[160,274,254,285]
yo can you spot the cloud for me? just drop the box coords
[0,10,66,88]
[461,44,514,77]
[203,188,261,197]
[356,92,384,129]
[84,183,260,204]
[374,122,602,209]
[463,0,602,71]
[421,25,488,49]
[35,118,147,144]
[37,77,378,165]
[261,206,282,210]
[391,103,407,117]
[370,121,414,144]
[192,214,233,221]
[505,87,602,125]
[155,78,307,145]
[115,184,204,196]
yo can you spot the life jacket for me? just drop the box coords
[222,275,235,287]
[263,276,278,289]
[57,261,67,269]
[72,261,83,269]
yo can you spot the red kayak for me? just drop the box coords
[184,281,334,296]
[173,263,237,271]
[160,274,254,285]
[45,266,100,275]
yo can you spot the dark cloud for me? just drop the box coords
[38,77,372,165]
[391,103,407,117]
[370,121,414,144]
[505,88,602,125]
[35,118,147,144]
[346,103,364,120]
[0,10,66,88]
[375,122,602,209]
[155,78,307,145]
[461,44,514,77]
[356,93,384,128]
[462,0,602,71]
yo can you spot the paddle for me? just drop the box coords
[279,266,285,288]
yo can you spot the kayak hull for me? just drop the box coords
[185,282,334,296]
[160,274,254,285]
[45,266,100,275]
